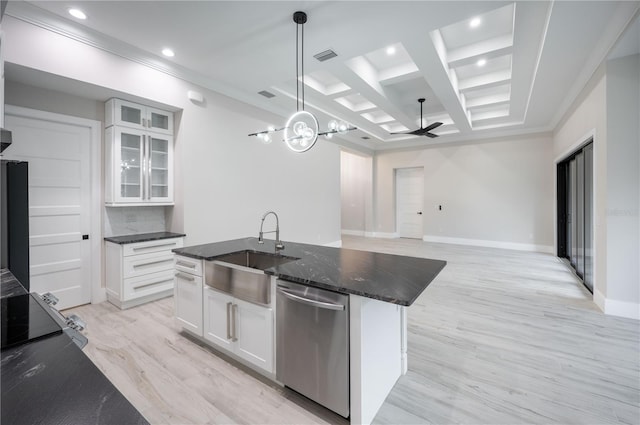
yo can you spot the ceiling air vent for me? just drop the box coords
[258,90,275,99]
[314,49,338,62]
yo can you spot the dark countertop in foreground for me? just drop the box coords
[1,334,148,425]
[104,231,186,244]
[173,237,446,306]
[1,269,148,425]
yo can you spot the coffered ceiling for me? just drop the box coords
[5,1,640,151]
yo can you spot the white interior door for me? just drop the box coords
[396,167,424,239]
[4,112,92,309]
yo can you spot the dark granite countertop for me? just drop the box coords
[104,231,186,244]
[1,333,148,425]
[173,238,446,306]
[1,270,147,424]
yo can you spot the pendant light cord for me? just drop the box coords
[296,22,299,112]
[301,21,305,111]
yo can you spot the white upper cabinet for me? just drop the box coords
[106,98,174,135]
[105,98,174,206]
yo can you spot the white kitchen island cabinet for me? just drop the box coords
[174,255,204,336]
[203,286,274,374]
[172,237,446,425]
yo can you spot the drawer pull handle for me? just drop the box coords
[174,272,195,282]
[133,259,172,268]
[132,278,173,290]
[133,242,176,251]
[226,302,233,340]
[232,303,238,342]
[176,261,196,269]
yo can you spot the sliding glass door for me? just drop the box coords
[557,141,593,292]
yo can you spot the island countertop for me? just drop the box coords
[172,237,446,306]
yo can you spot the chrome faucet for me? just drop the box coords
[258,211,284,250]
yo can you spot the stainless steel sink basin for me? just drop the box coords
[214,251,299,270]
[205,251,299,306]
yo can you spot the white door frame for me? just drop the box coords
[6,105,105,304]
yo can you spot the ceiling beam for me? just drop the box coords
[403,30,473,133]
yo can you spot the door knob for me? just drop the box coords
[417,212,423,215]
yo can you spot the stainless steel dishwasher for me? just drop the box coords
[276,280,350,418]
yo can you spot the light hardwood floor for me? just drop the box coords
[66,237,640,424]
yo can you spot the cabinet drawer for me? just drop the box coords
[124,270,174,300]
[175,255,203,276]
[123,238,183,257]
[123,251,175,279]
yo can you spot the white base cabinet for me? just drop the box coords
[174,255,203,336]
[106,237,183,309]
[203,287,274,374]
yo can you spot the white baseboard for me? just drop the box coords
[593,288,606,312]
[606,299,640,320]
[593,288,638,320]
[324,239,343,248]
[341,229,398,239]
[342,229,366,236]
[423,235,554,254]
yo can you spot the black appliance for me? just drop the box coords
[1,160,30,290]
[1,293,63,349]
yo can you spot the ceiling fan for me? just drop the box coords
[391,98,443,138]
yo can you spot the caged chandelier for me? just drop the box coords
[248,11,356,153]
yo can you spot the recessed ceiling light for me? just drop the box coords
[162,48,175,57]
[469,17,481,28]
[477,58,487,67]
[386,46,396,56]
[68,8,87,20]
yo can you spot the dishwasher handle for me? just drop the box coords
[277,287,345,311]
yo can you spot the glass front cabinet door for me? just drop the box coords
[106,98,174,135]
[105,127,174,205]
[148,134,173,203]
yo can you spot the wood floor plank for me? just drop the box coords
[65,236,640,424]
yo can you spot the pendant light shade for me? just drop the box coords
[285,111,318,152]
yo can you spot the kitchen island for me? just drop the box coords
[173,238,446,425]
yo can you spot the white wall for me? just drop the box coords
[605,54,640,306]
[553,67,609,299]
[554,53,640,319]
[371,135,554,251]
[340,150,373,235]
[2,16,342,247]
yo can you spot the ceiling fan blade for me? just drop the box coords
[425,132,439,138]
[424,122,443,132]
[390,131,412,135]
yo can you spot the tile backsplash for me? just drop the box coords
[104,207,166,237]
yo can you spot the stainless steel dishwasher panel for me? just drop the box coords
[276,280,349,418]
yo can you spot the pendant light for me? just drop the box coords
[248,11,356,153]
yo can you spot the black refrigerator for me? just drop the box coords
[1,160,30,291]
